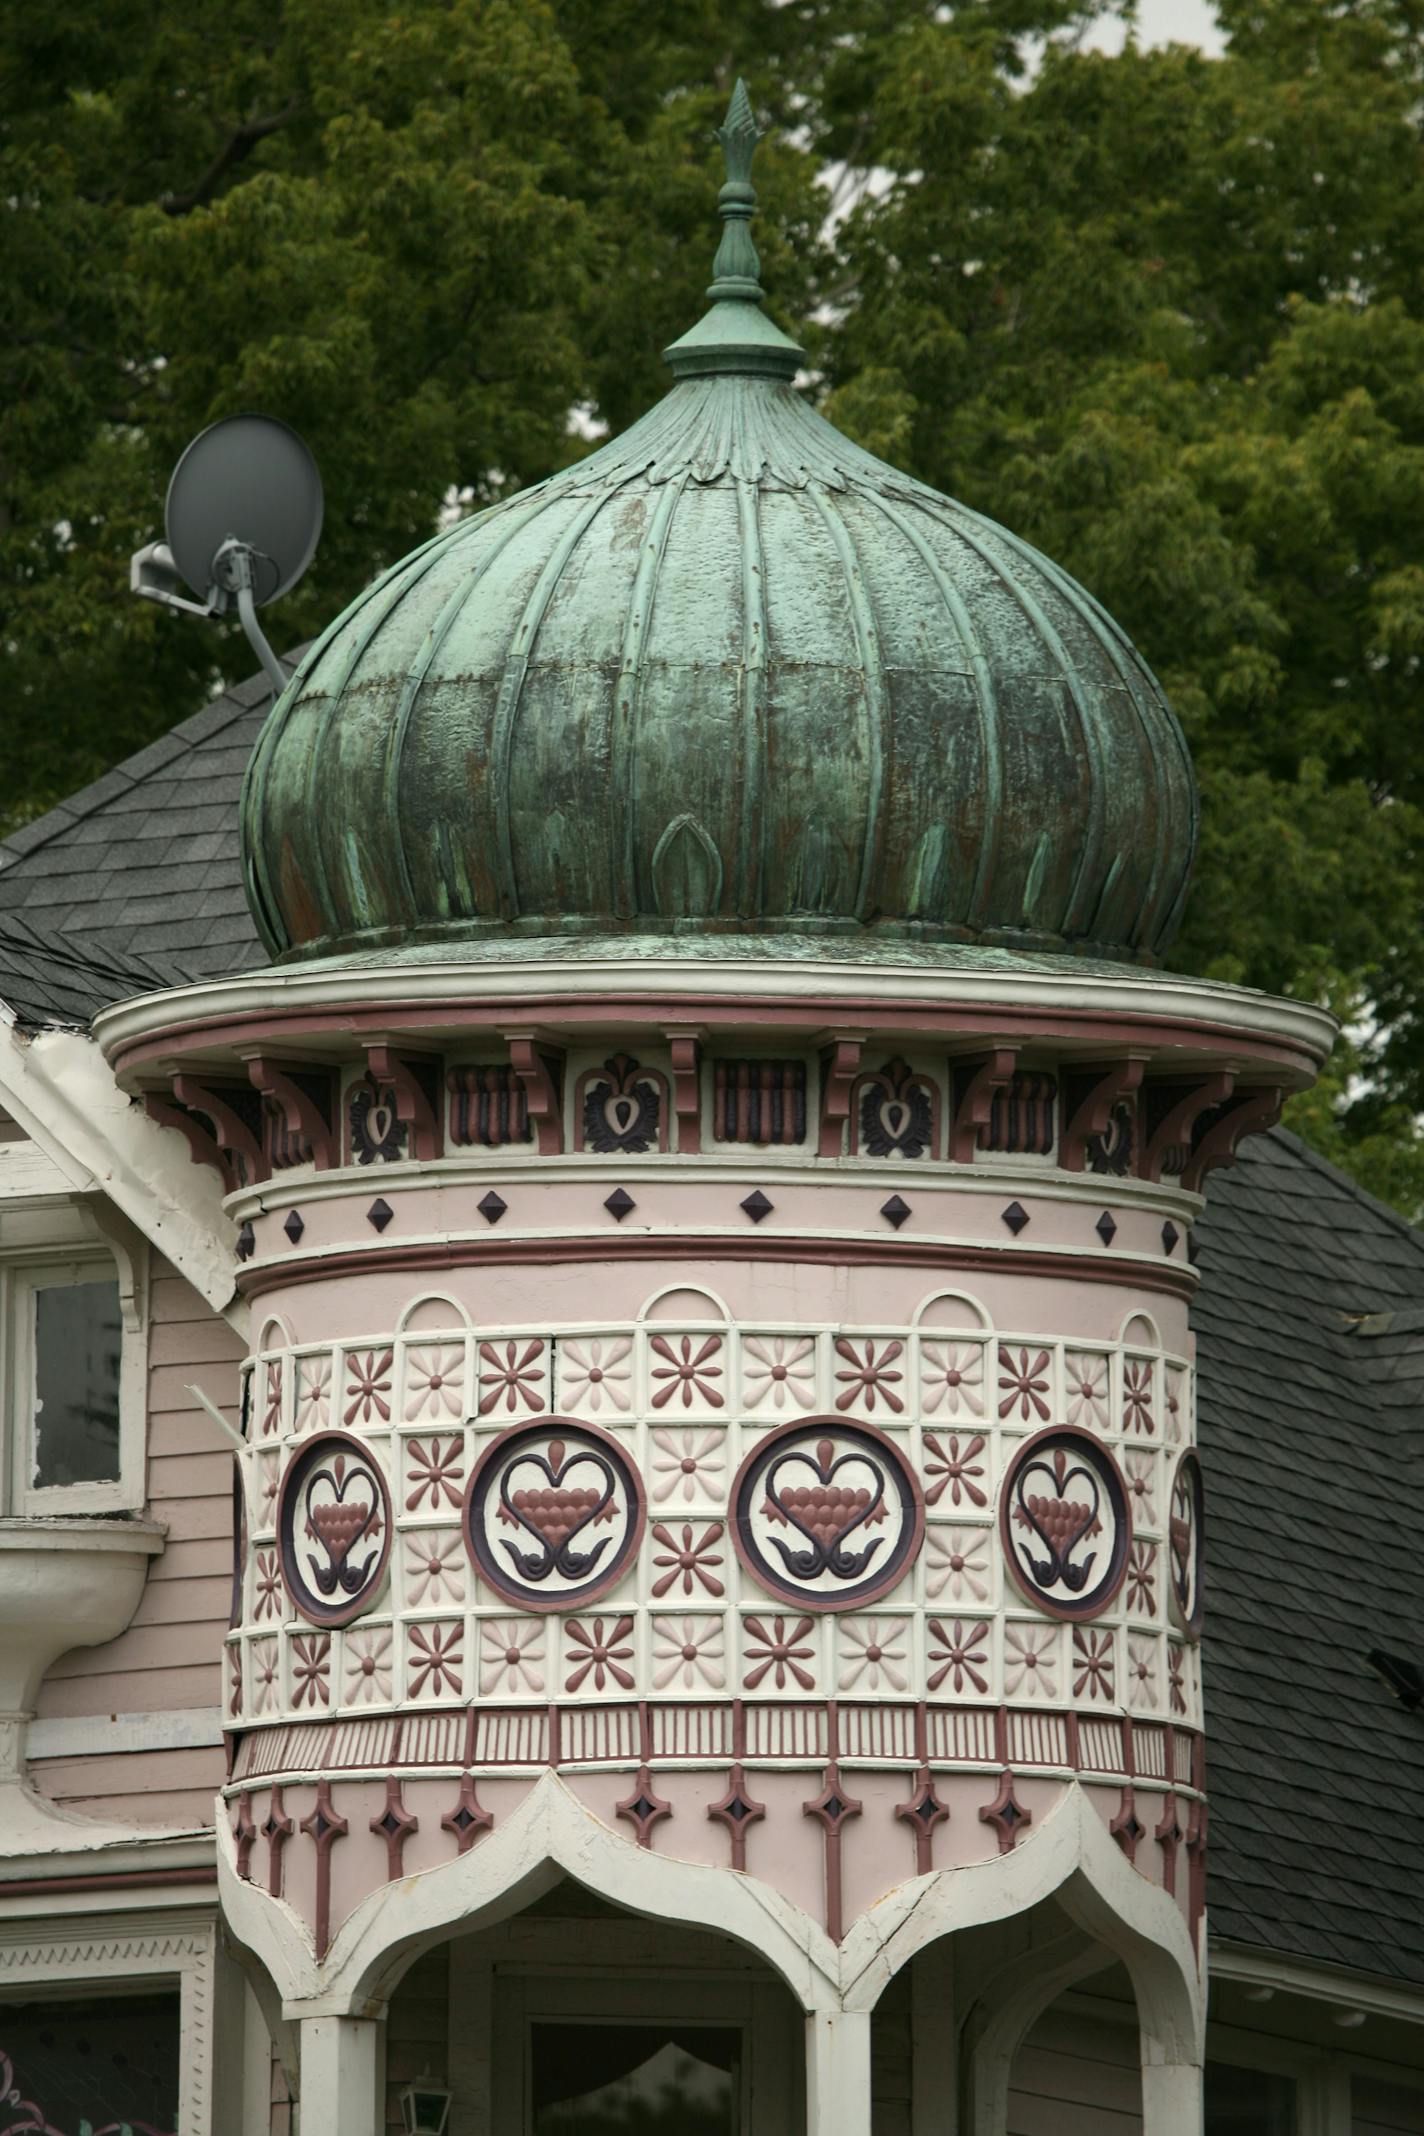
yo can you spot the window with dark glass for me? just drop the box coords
[530,2022,741,2135]
[0,1991,180,2135]
[1205,2061,1296,2134]
[29,1274,123,1489]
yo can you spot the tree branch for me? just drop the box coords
[160,102,298,215]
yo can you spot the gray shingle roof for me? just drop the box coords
[0,663,290,1003]
[1195,1129,1424,1987]
[0,916,196,1028]
[2,668,1423,1989]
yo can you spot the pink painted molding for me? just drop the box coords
[235,1232,1200,1303]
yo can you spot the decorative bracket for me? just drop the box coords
[950,1048,1020,1163]
[364,1044,443,1160]
[1140,1070,1235,1183]
[171,1074,267,1186]
[244,1055,336,1171]
[663,1026,706,1155]
[817,1032,866,1157]
[86,1198,150,1335]
[1180,1085,1285,1193]
[1060,1057,1147,1174]
[503,1032,565,1155]
[144,1090,233,1189]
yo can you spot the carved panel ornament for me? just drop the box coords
[999,1426,1131,1622]
[1168,1448,1205,1641]
[857,1057,935,1159]
[348,1072,407,1164]
[731,1419,924,1609]
[464,1418,646,1611]
[277,1431,392,1627]
[580,1054,664,1153]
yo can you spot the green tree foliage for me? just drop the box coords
[820,0,1424,1212]
[4,0,1424,1209]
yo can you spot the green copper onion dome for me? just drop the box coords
[241,82,1197,966]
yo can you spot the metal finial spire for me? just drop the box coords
[662,74,803,380]
[709,78,765,302]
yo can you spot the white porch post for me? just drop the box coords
[298,2015,381,2136]
[1140,2054,1204,2135]
[806,2006,872,2136]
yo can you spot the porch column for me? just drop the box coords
[298,2015,381,2136]
[806,2006,872,2136]
[1141,2054,1204,2135]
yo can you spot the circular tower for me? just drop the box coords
[100,80,1331,2136]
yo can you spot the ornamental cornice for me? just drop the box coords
[95,949,1335,1085]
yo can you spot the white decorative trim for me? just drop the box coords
[0,1905,218,2134]
[218,1766,836,2020]
[228,1302,1197,1730]
[1209,1941,1424,2027]
[223,1149,1205,1221]
[0,1020,238,1316]
[839,1783,1202,2037]
[28,1705,224,1760]
[216,1768,1201,2078]
[93,952,1337,1070]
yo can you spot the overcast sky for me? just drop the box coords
[1086,0,1225,55]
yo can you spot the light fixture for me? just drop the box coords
[399,2080,452,2136]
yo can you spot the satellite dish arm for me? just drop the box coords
[212,537,291,697]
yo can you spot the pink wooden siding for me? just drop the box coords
[30,1256,242,1828]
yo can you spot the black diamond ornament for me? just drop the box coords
[1096,1210,1118,1246]
[477,1190,508,1225]
[235,1221,255,1262]
[1162,1220,1180,1254]
[367,1197,394,1233]
[1001,1201,1030,1236]
[604,1187,635,1222]
[741,1189,773,1224]
[283,1209,305,1244]
[880,1194,912,1231]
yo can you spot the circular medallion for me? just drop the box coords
[1167,1448,1205,1640]
[463,1417,645,1611]
[277,1430,391,1628]
[731,1419,923,1609]
[999,1426,1131,1621]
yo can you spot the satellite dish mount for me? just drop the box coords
[130,414,323,697]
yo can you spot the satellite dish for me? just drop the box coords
[130,413,323,696]
[166,413,323,607]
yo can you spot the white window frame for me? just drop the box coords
[0,1215,148,1517]
[0,1905,215,2134]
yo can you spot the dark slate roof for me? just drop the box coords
[1195,1128,1424,1988]
[0,916,194,1029]
[0,663,289,1007]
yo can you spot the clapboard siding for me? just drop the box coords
[27,1744,220,1828]
[31,1259,242,1822]
[384,1946,451,2134]
[1008,2007,1142,2136]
